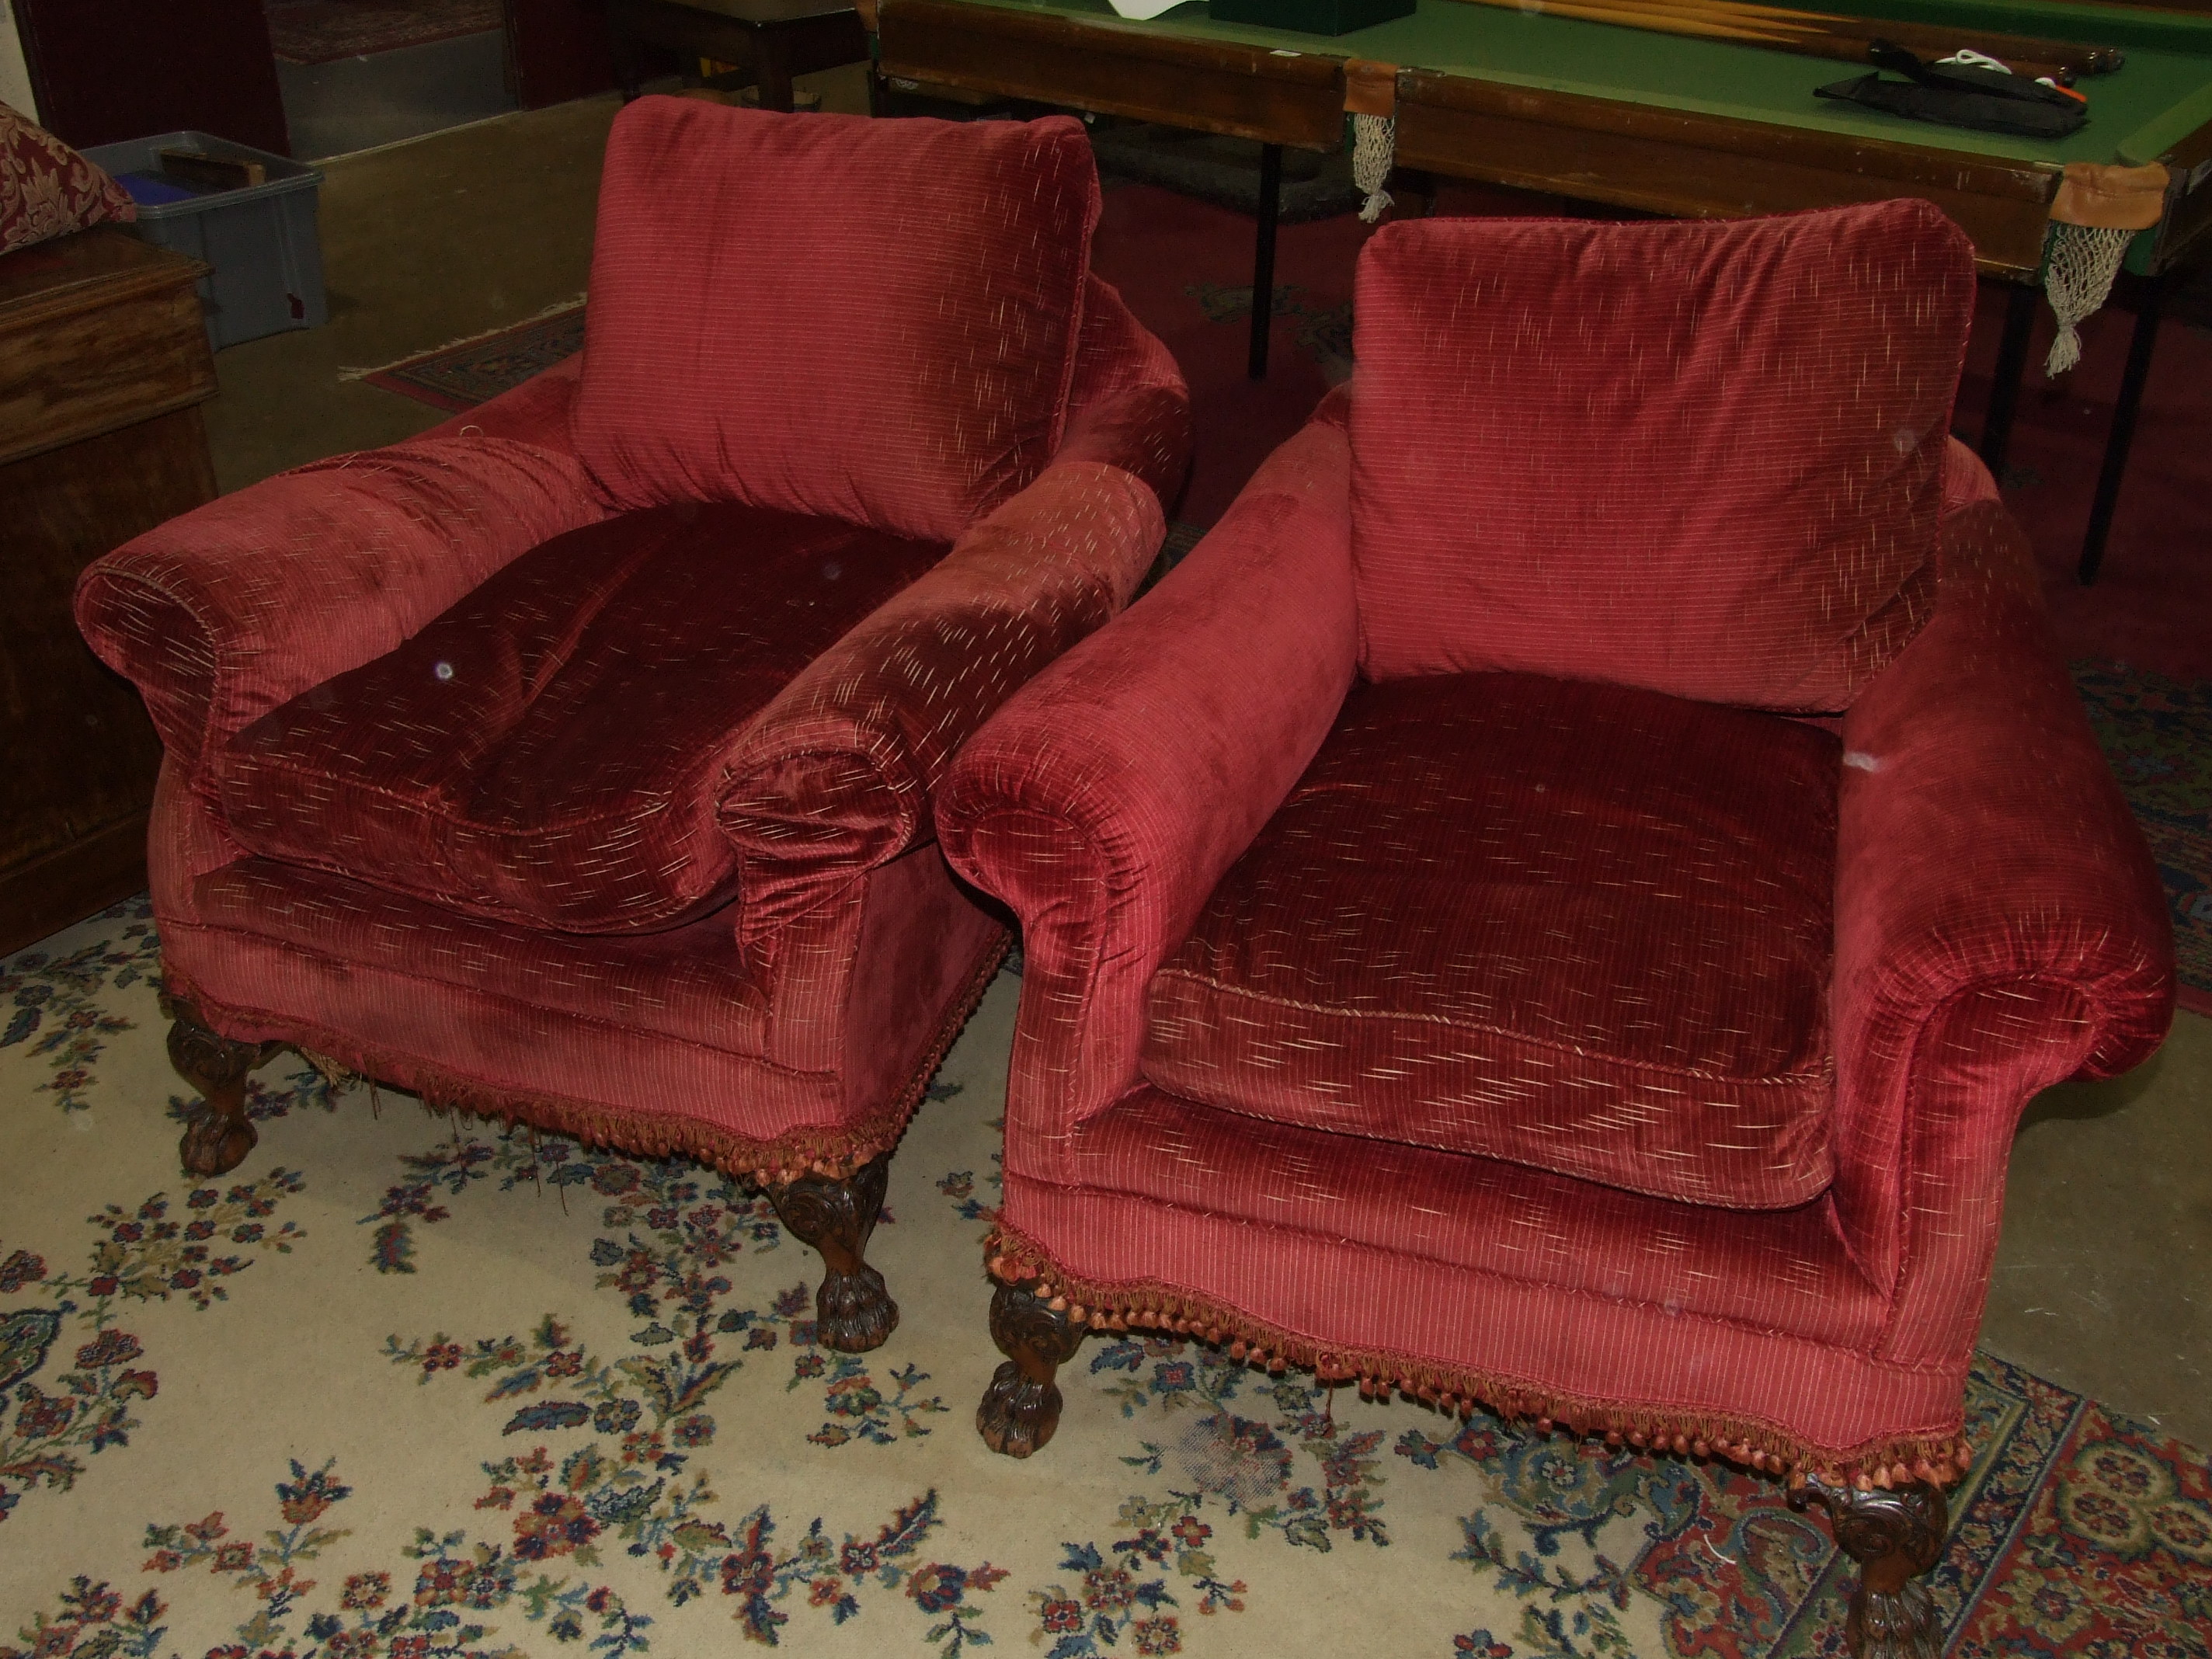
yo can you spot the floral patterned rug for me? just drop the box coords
[4,899,2210,1658]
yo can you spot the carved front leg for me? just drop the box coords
[763,1153,898,1353]
[1791,1476,1948,1659]
[977,1280,1086,1459]
[165,1000,274,1177]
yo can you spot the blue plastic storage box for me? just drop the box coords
[82,131,327,351]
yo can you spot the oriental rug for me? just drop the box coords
[4,899,2211,1659]
[265,0,504,67]
[353,303,586,412]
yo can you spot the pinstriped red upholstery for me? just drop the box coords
[77,114,1190,1187]
[74,435,611,778]
[938,207,2173,1489]
[1350,203,1974,709]
[217,506,948,934]
[572,99,1101,544]
[1142,672,1842,1210]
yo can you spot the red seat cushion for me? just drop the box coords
[572,99,1101,544]
[1140,672,1842,1210]
[217,505,946,934]
[1348,202,1975,711]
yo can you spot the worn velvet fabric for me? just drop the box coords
[1056,276,1191,512]
[721,462,1162,953]
[1143,672,1841,1210]
[75,433,610,777]
[156,780,1007,1173]
[1828,495,2174,1365]
[218,506,949,934]
[941,325,2172,1484]
[75,124,1189,1175]
[941,415,1362,1163]
[572,99,1101,544]
[1350,202,1975,710]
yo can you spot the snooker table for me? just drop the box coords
[875,0,2212,573]
[610,0,873,113]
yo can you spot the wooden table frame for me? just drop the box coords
[875,0,2212,573]
[610,0,873,111]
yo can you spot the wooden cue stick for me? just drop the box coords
[1488,0,2104,75]
[1503,0,1804,50]
[1588,0,2113,74]
[1574,0,2108,75]
[1442,0,2124,76]
[1474,0,2075,80]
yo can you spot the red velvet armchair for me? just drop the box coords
[75,99,1189,1352]
[936,202,2172,1650]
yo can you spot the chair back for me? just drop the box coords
[574,99,1101,544]
[1348,201,1976,711]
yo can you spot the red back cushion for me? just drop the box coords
[572,99,1100,544]
[1348,202,1975,710]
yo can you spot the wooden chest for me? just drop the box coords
[0,226,217,956]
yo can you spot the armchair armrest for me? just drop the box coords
[76,371,607,776]
[718,459,1164,948]
[1052,275,1192,511]
[935,416,1359,1165]
[419,347,586,446]
[1828,499,2173,1362]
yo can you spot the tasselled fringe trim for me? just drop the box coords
[165,932,1007,1188]
[361,1059,911,1186]
[983,1222,1971,1494]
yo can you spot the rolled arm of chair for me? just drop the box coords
[1828,499,2173,1362]
[717,459,1167,948]
[1052,275,1193,511]
[935,416,1360,1149]
[75,370,608,776]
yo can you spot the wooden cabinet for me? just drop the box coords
[0,227,217,956]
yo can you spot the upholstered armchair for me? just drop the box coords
[936,202,2171,1651]
[75,98,1190,1353]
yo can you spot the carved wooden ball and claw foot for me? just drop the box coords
[978,1279,1087,1458]
[763,1153,899,1353]
[165,999,276,1177]
[1791,1474,1948,1659]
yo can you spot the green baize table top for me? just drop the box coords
[944,0,2212,167]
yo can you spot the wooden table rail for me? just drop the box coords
[872,0,2212,573]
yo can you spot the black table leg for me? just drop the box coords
[610,23,648,101]
[1250,142,1282,381]
[756,30,796,111]
[1978,280,2037,482]
[2080,270,2168,586]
